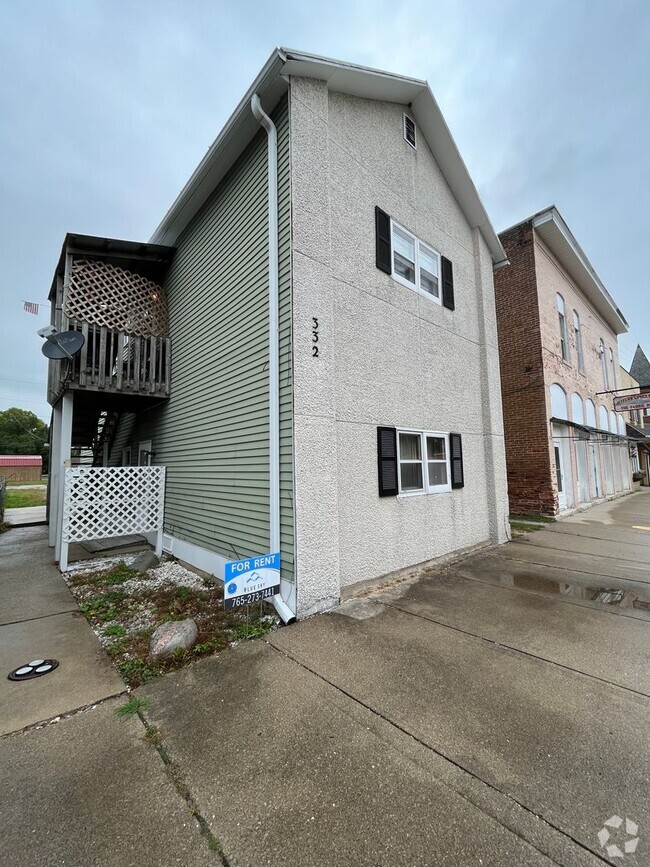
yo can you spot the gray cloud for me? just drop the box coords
[1,0,648,421]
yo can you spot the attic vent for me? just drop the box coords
[403,114,416,149]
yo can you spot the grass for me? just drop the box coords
[69,561,138,588]
[510,514,556,524]
[115,696,149,717]
[4,487,47,508]
[509,513,556,538]
[3,479,47,487]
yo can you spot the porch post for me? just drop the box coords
[48,401,62,548]
[55,391,74,568]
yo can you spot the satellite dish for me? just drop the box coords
[41,330,85,360]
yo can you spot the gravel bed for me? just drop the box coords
[66,554,138,574]
[121,560,207,595]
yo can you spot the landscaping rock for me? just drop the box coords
[149,619,198,661]
[131,551,160,572]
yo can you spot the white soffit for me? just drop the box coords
[532,208,628,335]
[152,47,507,266]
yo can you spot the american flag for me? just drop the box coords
[23,301,40,315]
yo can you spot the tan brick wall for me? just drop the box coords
[494,221,555,515]
[534,234,619,420]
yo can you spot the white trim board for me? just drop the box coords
[145,531,297,618]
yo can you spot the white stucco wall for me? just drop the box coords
[289,77,508,616]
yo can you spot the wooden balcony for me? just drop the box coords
[48,319,170,404]
[46,234,176,407]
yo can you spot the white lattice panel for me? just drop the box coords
[62,466,165,543]
[64,259,169,337]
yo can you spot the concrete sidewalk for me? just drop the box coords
[4,505,47,526]
[1,493,648,866]
[0,526,124,734]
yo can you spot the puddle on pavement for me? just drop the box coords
[512,574,650,613]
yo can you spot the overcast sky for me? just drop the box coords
[1,0,648,422]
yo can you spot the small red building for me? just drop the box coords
[0,455,43,482]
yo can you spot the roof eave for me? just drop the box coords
[532,207,628,335]
[150,48,506,265]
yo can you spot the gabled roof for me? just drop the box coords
[503,206,627,335]
[0,456,42,466]
[631,345,650,387]
[150,48,507,266]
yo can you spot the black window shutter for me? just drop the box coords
[450,433,464,489]
[375,207,392,275]
[377,427,398,497]
[441,256,455,310]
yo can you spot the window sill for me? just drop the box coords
[391,273,442,306]
[397,489,452,498]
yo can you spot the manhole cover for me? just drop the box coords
[8,659,59,681]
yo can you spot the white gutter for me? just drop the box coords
[251,93,295,625]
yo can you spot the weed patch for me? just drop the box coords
[115,696,149,717]
[67,555,279,687]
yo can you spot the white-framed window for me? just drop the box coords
[573,310,584,373]
[403,114,416,149]
[121,446,132,467]
[600,339,609,389]
[556,294,570,362]
[397,430,451,495]
[391,220,441,304]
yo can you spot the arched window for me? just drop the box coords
[586,399,596,428]
[550,383,568,419]
[573,311,584,373]
[599,406,609,431]
[609,410,617,434]
[557,295,570,362]
[600,339,609,389]
[572,393,584,425]
[617,414,626,436]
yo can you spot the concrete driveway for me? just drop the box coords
[1,492,648,866]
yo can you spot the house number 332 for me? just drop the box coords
[312,317,319,357]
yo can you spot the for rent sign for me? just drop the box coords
[224,553,281,610]
[613,394,650,413]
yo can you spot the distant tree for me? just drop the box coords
[0,408,50,473]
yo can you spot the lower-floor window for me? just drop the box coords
[397,430,451,494]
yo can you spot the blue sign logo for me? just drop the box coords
[227,582,238,595]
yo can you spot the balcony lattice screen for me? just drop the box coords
[64,259,169,337]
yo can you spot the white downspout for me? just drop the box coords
[251,93,295,625]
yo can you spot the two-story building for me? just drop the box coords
[494,207,632,516]
[45,48,510,620]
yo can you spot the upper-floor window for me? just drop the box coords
[609,348,617,389]
[391,221,441,304]
[573,310,584,373]
[600,339,609,389]
[556,294,570,362]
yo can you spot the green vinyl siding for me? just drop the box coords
[128,96,294,581]
[108,413,136,466]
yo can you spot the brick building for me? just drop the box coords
[494,206,632,515]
